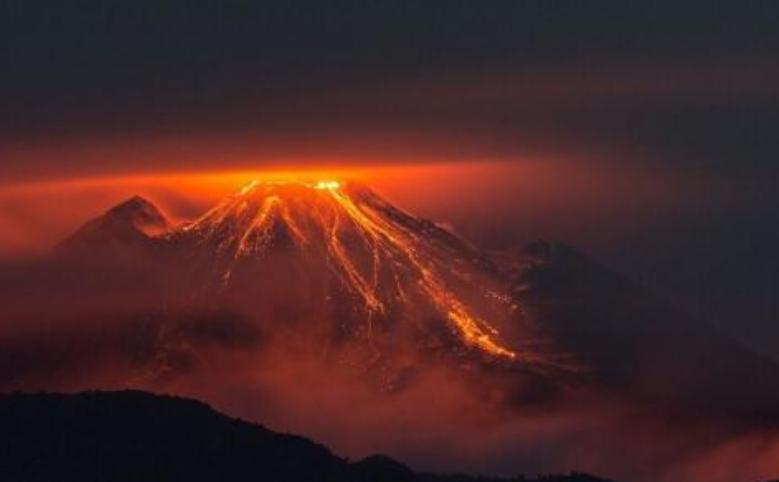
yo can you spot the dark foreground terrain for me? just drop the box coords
[0,390,609,482]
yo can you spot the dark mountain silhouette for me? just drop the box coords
[509,240,779,426]
[0,390,611,482]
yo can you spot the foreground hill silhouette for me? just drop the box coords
[0,390,609,482]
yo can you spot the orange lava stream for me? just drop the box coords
[326,186,516,359]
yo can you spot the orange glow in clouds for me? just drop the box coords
[0,158,727,260]
[0,162,505,256]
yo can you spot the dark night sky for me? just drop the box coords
[1,2,777,356]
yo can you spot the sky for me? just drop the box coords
[0,2,777,357]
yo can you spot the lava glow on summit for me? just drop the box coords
[183,179,519,360]
[314,180,341,190]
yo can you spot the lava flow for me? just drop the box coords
[180,180,519,359]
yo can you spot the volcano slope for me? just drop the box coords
[1,180,778,482]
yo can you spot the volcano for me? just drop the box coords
[172,180,525,360]
[47,180,564,376]
[7,179,779,407]
[2,180,779,481]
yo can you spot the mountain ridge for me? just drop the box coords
[37,183,779,419]
[0,389,612,482]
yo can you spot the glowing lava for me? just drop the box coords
[314,180,341,190]
[181,180,518,359]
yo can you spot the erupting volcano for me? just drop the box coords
[4,178,779,482]
[179,180,519,359]
[37,179,567,388]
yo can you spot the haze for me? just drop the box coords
[1,3,778,481]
